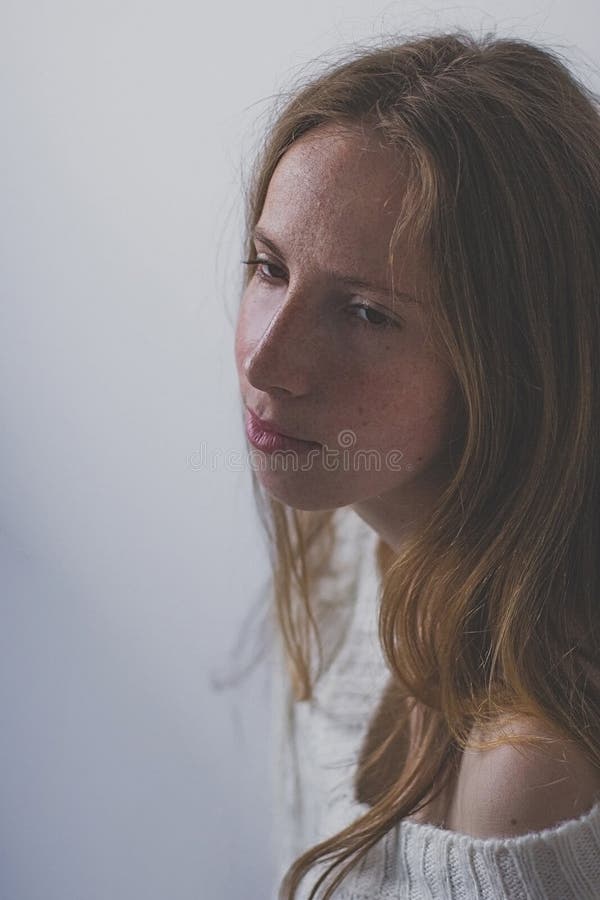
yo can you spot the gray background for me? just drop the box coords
[1,2,599,898]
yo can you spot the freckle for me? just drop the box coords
[510,818,518,826]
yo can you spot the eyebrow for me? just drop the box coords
[251,226,418,303]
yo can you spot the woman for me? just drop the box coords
[234,29,600,899]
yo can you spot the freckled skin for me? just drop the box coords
[234,122,462,551]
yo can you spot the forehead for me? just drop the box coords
[257,123,415,281]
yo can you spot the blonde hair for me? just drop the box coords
[238,28,600,900]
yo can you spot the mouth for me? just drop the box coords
[245,406,322,452]
[246,405,320,445]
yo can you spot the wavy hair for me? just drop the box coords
[236,28,600,900]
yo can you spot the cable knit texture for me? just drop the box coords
[269,507,600,899]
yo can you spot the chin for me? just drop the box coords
[254,469,391,511]
[258,479,348,511]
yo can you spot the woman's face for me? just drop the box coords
[234,122,461,544]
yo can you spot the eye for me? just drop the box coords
[348,303,398,330]
[241,257,286,284]
[240,257,402,332]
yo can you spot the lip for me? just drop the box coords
[246,406,318,443]
[245,406,322,453]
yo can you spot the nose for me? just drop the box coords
[243,287,323,396]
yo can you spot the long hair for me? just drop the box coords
[237,28,600,900]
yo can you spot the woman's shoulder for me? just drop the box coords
[443,712,600,839]
[395,745,600,900]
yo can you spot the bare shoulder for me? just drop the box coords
[444,713,600,838]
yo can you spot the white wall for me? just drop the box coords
[1,2,598,898]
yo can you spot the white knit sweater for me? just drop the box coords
[269,508,600,899]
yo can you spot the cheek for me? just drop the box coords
[364,364,458,442]
[233,323,243,377]
[233,305,251,380]
[234,289,270,378]
[410,376,462,458]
